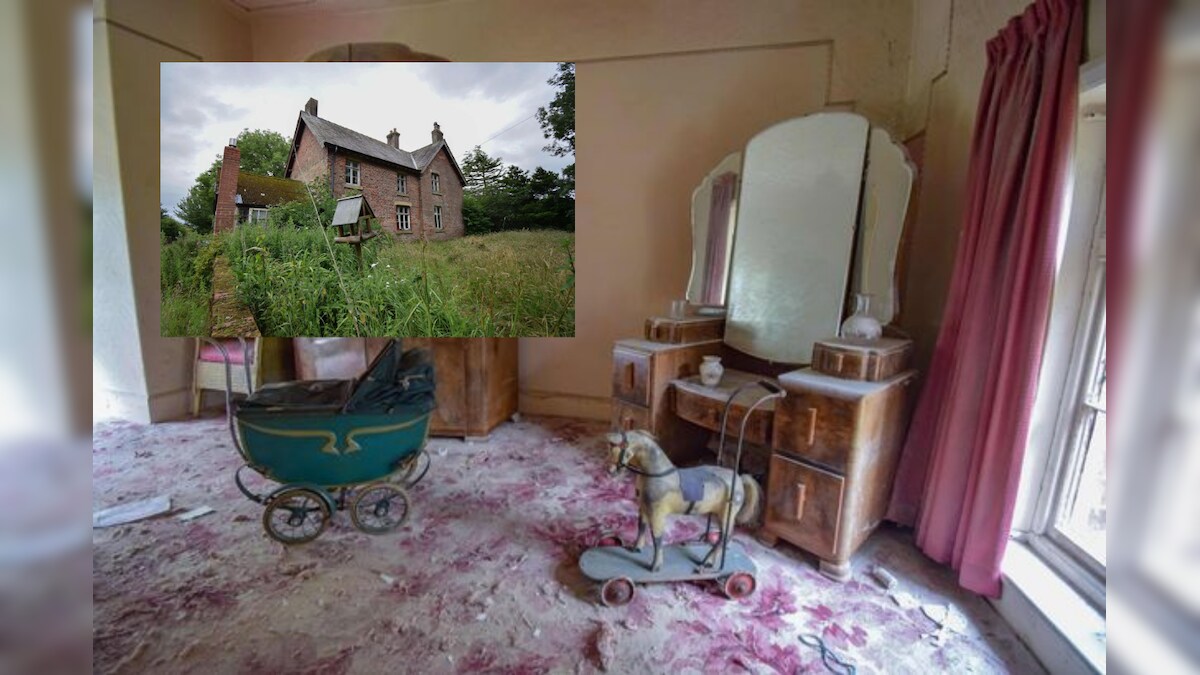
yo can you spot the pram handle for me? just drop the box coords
[199,337,253,459]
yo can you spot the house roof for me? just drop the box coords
[285,110,466,184]
[330,194,375,227]
[235,173,307,208]
[301,111,419,170]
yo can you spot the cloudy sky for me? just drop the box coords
[160,62,567,216]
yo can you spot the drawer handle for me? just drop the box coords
[624,363,636,391]
[794,482,808,520]
[806,407,818,445]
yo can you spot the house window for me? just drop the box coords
[431,172,441,193]
[345,160,360,186]
[247,207,269,224]
[396,205,411,231]
[398,174,407,194]
[434,205,443,230]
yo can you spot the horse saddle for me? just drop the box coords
[677,466,722,504]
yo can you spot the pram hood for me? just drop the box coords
[343,340,436,415]
[236,340,436,416]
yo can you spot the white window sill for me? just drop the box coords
[992,541,1105,673]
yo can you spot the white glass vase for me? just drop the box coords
[840,293,882,340]
[699,355,724,387]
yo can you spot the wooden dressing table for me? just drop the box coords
[609,113,920,580]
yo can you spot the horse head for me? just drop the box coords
[605,430,667,475]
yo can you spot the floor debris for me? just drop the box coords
[891,591,920,610]
[93,495,172,528]
[177,506,215,522]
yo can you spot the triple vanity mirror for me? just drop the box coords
[684,112,915,364]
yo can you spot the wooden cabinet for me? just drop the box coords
[811,337,912,381]
[760,367,916,580]
[295,337,517,440]
[609,339,721,463]
[644,315,726,344]
[610,318,918,581]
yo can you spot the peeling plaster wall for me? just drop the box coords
[895,0,1106,372]
[94,0,251,422]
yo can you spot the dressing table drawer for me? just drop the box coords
[611,347,651,406]
[771,389,859,473]
[611,400,650,432]
[765,454,844,560]
[773,369,916,475]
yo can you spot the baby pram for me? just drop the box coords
[204,338,436,544]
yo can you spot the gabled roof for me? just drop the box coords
[235,172,307,208]
[284,110,466,185]
[299,111,418,170]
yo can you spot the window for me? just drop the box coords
[396,205,410,231]
[398,174,407,194]
[433,205,443,230]
[431,172,441,193]
[1022,71,1106,610]
[247,208,269,224]
[345,160,360,186]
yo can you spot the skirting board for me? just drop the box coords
[518,389,610,421]
[95,386,191,424]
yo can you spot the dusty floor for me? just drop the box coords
[93,415,1043,674]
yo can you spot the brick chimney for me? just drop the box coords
[387,128,400,148]
[213,139,240,234]
[431,121,443,144]
[305,97,318,116]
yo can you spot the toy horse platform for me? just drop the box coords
[581,379,785,606]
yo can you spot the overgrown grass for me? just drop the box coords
[221,227,575,337]
[161,230,215,336]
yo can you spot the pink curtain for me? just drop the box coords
[887,0,1083,597]
[1107,0,1165,392]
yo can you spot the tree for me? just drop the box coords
[173,128,292,232]
[161,204,186,242]
[235,128,290,176]
[175,159,220,233]
[537,62,575,157]
[460,145,505,191]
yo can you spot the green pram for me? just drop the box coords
[205,339,436,544]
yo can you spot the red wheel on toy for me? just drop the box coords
[599,577,635,607]
[596,533,625,548]
[722,572,756,599]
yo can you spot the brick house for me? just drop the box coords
[213,97,466,239]
[287,98,465,239]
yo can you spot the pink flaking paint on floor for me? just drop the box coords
[92,415,1042,674]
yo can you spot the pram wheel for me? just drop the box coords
[350,483,411,533]
[263,488,331,544]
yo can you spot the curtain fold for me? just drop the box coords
[887,0,1084,597]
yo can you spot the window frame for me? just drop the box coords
[431,172,441,193]
[1026,194,1107,611]
[433,205,443,230]
[396,205,411,232]
[345,160,361,186]
[247,207,269,224]
[398,173,407,194]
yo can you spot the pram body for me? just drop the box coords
[207,339,436,543]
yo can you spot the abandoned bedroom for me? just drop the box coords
[89,0,1170,673]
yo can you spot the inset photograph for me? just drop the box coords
[160,62,575,337]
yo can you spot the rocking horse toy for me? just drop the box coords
[579,379,786,606]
